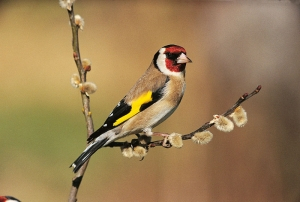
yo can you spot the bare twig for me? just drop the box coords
[67,6,94,202]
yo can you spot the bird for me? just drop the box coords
[71,44,192,173]
[0,196,21,202]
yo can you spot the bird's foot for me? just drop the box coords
[151,132,171,148]
[143,130,171,148]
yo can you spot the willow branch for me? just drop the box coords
[182,85,262,139]
[67,6,94,202]
[106,85,262,148]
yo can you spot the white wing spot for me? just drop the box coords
[109,113,113,117]
[103,124,107,127]
[117,102,121,107]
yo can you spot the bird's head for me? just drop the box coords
[154,44,192,76]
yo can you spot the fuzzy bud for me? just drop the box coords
[71,74,80,88]
[192,131,213,145]
[168,133,183,148]
[132,146,147,158]
[82,59,92,71]
[74,15,84,30]
[230,106,248,127]
[59,0,76,11]
[121,147,133,158]
[212,115,234,132]
[79,82,97,95]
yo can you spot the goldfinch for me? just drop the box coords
[71,44,192,173]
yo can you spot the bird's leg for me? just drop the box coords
[152,132,171,148]
[143,128,171,147]
[151,132,169,137]
[144,129,168,138]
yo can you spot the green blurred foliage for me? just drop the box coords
[0,1,300,201]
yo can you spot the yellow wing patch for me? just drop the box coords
[113,91,153,126]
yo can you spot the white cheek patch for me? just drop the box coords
[156,48,167,72]
[156,48,183,77]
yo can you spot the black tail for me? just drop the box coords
[70,138,109,173]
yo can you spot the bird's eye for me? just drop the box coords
[166,52,176,60]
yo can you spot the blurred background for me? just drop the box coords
[0,0,300,201]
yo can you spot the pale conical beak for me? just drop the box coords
[177,53,192,64]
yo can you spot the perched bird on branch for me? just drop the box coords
[71,44,192,173]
